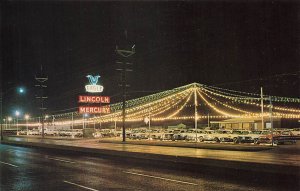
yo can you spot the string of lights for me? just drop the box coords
[200,88,252,114]
[13,83,300,127]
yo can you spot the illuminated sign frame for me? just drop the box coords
[85,75,104,93]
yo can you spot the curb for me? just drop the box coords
[97,140,274,152]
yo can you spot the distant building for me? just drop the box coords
[210,117,282,130]
[167,123,187,129]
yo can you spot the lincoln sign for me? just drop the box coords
[79,75,110,114]
[78,96,111,114]
[78,96,110,103]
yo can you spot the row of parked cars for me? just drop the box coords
[19,129,83,137]
[20,127,300,145]
[125,128,300,145]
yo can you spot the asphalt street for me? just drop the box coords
[0,144,299,191]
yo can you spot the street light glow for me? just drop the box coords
[8,117,12,122]
[25,114,30,120]
[18,87,25,94]
[15,110,20,117]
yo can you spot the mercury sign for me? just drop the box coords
[85,75,104,93]
[79,106,110,114]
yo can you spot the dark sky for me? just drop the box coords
[1,0,299,116]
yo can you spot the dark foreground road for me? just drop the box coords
[0,144,299,191]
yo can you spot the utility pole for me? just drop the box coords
[269,96,274,146]
[71,112,74,131]
[194,85,198,142]
[35,65,48,138]
[207,113,210,128]
[260,87,264,130]
[116,31,135,142]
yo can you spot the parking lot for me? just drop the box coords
[9,127,299,147]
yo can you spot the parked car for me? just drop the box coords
[148,129,163,140]
[93,131,103,138]
[160,129,175,140]
[129,129,148,139]
[273,130,297,144]
[185,129,208,142]
[231,130,253,143]
[172,129,188,141]
[248,130,271,144]
[18,130,27,135]
[202,130,216,141]
[184,129,197,141]
[58,130,69,136]
[213,130,233,142]
[99,129,114,137]
[256,131,281,144]
[113,130,123,137]
[290,128,300,137]
[44,129,59,136]
[28,129,40,135]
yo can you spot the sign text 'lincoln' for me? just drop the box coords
[78,96,110,103]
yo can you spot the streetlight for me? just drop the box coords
[83,113,88,129]
[25,114,30,135]
[1,86,26,140]
[7,117,12,129]
[15,110,20,135]
[18,87,25,94]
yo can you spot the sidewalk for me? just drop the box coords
[1,136,300,176]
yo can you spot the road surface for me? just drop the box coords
[0,144,298,191]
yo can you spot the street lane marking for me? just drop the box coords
[47,157,76,164]
[63,180,99,191]
[123,171,198,186]
[0,161,18,168]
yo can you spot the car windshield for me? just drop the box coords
[261,131,270,135]
[250,131,261,134]
[281,131,290,135]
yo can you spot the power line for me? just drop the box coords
[214,71,300,87]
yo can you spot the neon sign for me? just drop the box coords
[85,75,104,93]
[79,106,110,114]
[78,96,110,103]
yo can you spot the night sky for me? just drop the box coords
[1,0,299,116]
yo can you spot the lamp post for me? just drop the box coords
[8,117,12,129]
[83,113,88,129]
[0,86,26,140]
[25,114,30,135]
[15,110,20,135]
